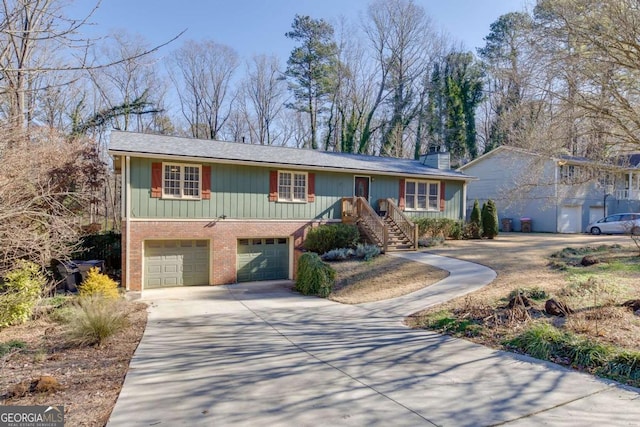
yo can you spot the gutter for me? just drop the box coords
[107,149,476,183]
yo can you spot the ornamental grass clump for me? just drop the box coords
[79,267,120,299]
[66,297,128,346]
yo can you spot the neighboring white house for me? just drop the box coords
[458,146,640,233]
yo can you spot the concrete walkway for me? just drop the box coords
[108,252,640,426]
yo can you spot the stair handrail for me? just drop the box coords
[385,198,418,250]
[355,197,388,252]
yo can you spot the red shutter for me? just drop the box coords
[440,181,446,212]
[269,171,278,201]
[151,162,162,198]
[307,173,315,202]
[398,179,406,210]
[202,166,211,200]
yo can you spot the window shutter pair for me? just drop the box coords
[268,171,315,201]
[397,179,445,212]
[151,162,211,199]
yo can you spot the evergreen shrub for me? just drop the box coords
[482,199,499,239]
[0,261,47,328]
[469,199,482,239]
[79,268,120,300]
[295,253,335,297]
[303,224,360,254]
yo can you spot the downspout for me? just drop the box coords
[462,181,468,221]
[125,156,131,292]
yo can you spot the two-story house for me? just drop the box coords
[459,146,640,233]
[109,132,473,292]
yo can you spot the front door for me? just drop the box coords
[354,176,370,200]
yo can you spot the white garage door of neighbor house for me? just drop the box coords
[589,207,604,224]
[144,240,209,289]
[558,206,582,233]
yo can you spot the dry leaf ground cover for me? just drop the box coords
[0,299,147,426]
[408,232,640,386]
[328,255,448,304]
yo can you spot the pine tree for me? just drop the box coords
[470,199,482,239]
[482,199,499,239]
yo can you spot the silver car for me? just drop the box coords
[586,213,640,235]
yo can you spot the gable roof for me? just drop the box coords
[458,145,640,172]
[109,131,473,181]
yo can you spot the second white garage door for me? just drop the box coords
[144,240,209,289]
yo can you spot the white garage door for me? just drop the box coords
[558,206,581,233]
[144,240,209,289]
[589,207,604,224]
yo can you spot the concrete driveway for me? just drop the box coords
[108,250,640,426]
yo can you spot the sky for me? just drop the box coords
[69,0,529,62]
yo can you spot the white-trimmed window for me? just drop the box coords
[278,171,307,202]
[406,180,439,210]
[163,163,201,199]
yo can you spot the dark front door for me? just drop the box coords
[354,176,370,200]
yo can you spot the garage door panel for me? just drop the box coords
[237,238,288,282]
[559,206,581,233]
[144,240,209,289]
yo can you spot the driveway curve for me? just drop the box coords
[108,252,639,427]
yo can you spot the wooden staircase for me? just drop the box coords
[383,216,414,250]
[341,197,418,252]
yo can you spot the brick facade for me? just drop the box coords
[121,219,332,291]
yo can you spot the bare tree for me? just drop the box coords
[86,31,168,137]
[534,0,640,156]
[0,0,95,130]
[0,127,105,276]
[363,0,438,157]
[241,54,287,145]
[168,39,239,140]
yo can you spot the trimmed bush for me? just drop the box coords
[66,297,128,346]
[79,268,119,300]
[0,261,47,328]
[469,199,482,239]
[304,224,360,254]
[413,218,463,240]
[482,199,499,239]
[295,253,335,297]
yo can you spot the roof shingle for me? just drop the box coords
[109,131,472,181]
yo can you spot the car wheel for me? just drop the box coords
[590,227,601,235]
[632,226,640,236]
